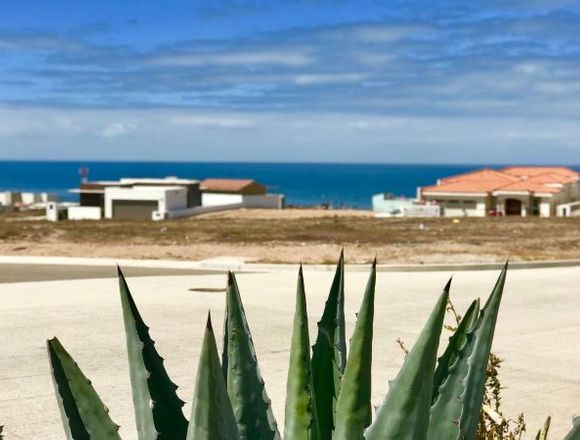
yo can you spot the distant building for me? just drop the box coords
[63,176,283,221]
[200,178,284,209]
[419,166,580,217]
[0,191,56,211]
[372,193,440,217]
[105,185,190,220]
[70,177,202,221]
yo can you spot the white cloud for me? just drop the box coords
[100,122,136,138]
[0,35,82,51]
[148,50,313,67]
[293,73,367,85]
[321,24,429,43]
[1,106,580,164]
[168,115,257,129]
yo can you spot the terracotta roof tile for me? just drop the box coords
[501,166,579,180]
[422,166,578,195]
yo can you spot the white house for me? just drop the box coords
[59,175,284,221]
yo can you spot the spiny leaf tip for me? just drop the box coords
[444,276,453,292]
[206,311,213,330]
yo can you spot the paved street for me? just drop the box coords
[1,265,579,439]
[0,263,219,283]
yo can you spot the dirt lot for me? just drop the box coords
[1,208,580,263]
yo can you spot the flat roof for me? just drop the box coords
[119,177,199,184]
[106,185,185,192]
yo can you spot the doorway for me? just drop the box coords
[505,199,522,216]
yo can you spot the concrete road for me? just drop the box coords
[1,266,579,439]
[0,263,220,283]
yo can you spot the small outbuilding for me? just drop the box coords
[200,178,283,209]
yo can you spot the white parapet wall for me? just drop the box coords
[67,206,102,221]
[242,194,284,209]
[158,203,244,220]
[402,204,441,217]
[202,192,284,209]
[46,202,68,222]
[202,193,244,207]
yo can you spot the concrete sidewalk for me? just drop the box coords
[1,265,579,439]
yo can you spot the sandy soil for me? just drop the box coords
[1,266,579,439]
[2,208,580,263]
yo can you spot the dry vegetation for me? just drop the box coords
[1,208,580,264]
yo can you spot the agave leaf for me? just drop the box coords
[186,314,241,440]
[47,337,122,440]
[332,259,376,440]
[311,250,346,440]
[535,416,551,440]
[432,298,480,404]
[222,272,280,440]
[117,267,188,440]
[428,264,508,440]
[364,278,450,440]
[565,417,580,440]
[284,266,320,440]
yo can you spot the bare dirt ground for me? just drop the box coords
[1,208,580,263]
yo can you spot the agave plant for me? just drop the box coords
[46,255,580,440]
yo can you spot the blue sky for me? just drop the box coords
[1,0,579,163]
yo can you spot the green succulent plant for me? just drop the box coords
[46,255,579,440]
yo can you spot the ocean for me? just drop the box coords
[0,161,557,209]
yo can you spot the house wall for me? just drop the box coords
[201,193,283,209]
[557,202,580,217]
[104,187,188,219]
[68,206,102,221]
[186,184,202,207]
[163,189,189,212]
[158,203,244,220]
[0,192,13,206]
[202,193,244,207]
[422,194,487,217]
[539,199,552,217]
[46,203,67,222]
[80,193,105,208]
[372,194,415,214]
[242,194,284,209]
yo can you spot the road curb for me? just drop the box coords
[1,255,580,273]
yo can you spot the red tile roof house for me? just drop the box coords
[418,167,580,217]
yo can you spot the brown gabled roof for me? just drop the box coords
[201,178,259,192]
